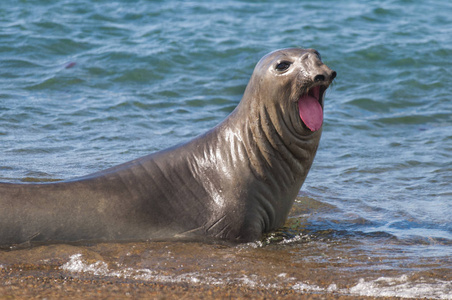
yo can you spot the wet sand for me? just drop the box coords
[1,240,441,300]
[0,266,417,300]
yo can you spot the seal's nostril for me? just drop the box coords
[331,71,337,80]
[314,74,325,82]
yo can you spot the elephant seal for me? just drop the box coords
[0,48,336,245]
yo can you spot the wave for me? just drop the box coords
[61,253,452,299]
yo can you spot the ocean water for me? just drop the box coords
[0,0,451,298]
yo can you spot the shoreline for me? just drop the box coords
[0,264,424,300]
[1,241,449,300]
[0,267,420,300]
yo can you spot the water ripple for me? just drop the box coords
[0,1,451,295]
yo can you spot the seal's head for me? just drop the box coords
[245,48,336,135]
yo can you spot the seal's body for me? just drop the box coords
[0,48,336,245]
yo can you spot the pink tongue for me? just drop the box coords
[298,93,323,131]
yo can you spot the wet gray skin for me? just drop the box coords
[0,48,336,245]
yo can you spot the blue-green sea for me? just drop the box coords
[0,0,451,298]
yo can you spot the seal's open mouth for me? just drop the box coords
[298,85,326,132]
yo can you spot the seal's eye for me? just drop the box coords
[275,61,291,71]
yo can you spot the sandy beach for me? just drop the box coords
[1,266,419,300]
[0,228,449,300]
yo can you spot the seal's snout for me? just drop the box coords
[314,74,325,82]
[326,71,337,82]
[329,71,337,82]
[313,70,336,84]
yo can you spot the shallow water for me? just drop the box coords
[0,0,451,298]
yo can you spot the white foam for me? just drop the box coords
[292,282,323,292]
[347,276,452,299]
[246,240,264,248]
[60,253,319,290]
[245,233,311,248]
[61,254,109,276]
[278,234,311,245]
[61,254,452,299]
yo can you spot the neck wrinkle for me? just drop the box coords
[208,95,321,232]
